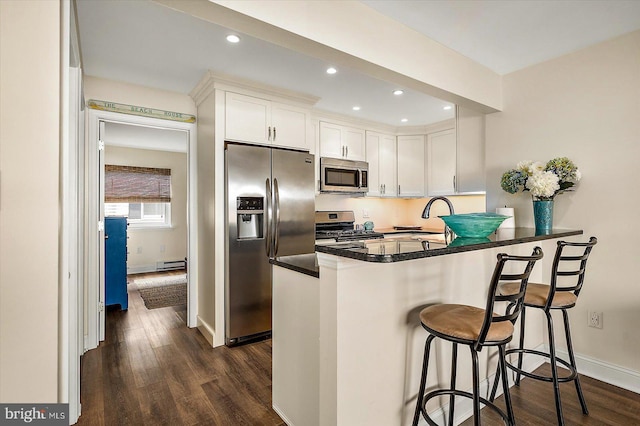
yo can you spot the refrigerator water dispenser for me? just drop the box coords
[236,196,264,239]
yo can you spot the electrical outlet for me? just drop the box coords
[363,209,370,218]
[588,311,603,329]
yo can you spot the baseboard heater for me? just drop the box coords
[156,259,186,271]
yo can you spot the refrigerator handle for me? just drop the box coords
[273,178,281,257]
[265,178,272,257]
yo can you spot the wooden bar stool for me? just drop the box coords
[490,237,597,426]
[413,247,543,426]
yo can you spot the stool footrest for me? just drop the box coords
[504,348,578,382]
[418,388,511,425]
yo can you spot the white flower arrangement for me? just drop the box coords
[501,157,581,201]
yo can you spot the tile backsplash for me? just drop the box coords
[315,194,486,230]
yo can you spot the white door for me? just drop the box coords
[343,126,366,161]
[397,135,426,197]
[378,134,397,197]
[319,121,344,158]
[225,92,271,144]
[271,102,308,150]
[365,131,381,196]
[427,129,457,195]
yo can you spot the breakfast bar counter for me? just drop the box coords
[272,228,584,426]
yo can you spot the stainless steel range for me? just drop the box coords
[315,211,384,242]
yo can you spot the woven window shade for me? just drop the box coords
[105,165,171,203]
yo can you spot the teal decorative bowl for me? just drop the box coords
[439,213,511,238]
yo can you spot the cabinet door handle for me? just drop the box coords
[268,126,272,141]
[273,127,276,141]
[341,146,345,157]
[453,175,457,192]
[380,184,383,194]
[398,185,401,195]
[345,146,349,157]
[383,184,386,194]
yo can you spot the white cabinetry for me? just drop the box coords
[427,129,457,196]
[396,135,425,197]
[319,121,365,161]
[456,106,486,193]
[366,131,396,197]
[225,92,308,150]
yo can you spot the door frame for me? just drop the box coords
[85,108,198,350]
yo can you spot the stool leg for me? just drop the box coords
[470,347,481,426]
[515,306,526,386]
[546,310,565,426]
[499,344,515,426]
[413,335,436,426]
[488,353,501,402]
[562,309,588,415]
[448,343,458,426]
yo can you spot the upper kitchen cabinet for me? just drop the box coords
[225,92,309,151]
[427,129,456,196]
[366,131,397,197]
[319,121,366,161]
[397,135,426,197]
[456,106,486,193]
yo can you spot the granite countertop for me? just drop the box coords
[270,253,319,278]
[315,228,583,263]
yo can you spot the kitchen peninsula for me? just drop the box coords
[271,228,582,426]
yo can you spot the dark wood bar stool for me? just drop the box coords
[490,237,597,426]
[413,247,543,426]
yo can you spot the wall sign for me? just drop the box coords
[87,99,196,123]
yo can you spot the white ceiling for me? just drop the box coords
[362,0,640,75]
[76,0,640,127]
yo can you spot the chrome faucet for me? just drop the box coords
[421,196,455,218]
[421,196,455,242]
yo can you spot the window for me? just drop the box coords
[104,165,172,228]
[104,202,171,227]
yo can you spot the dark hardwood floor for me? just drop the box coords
[78,271,638,425]
[76,271,284,426]
[460,363,640,426]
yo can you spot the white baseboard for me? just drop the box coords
[127,264,157,275]
[554,347,640,394]
[196,316,215,347]
[272,404,294,426]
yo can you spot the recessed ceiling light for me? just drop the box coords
[352,106,361,111]
[443,105,453,110]
[393,90,404,96]
[226,34,240,43]
[401,118,408,123]
[326,67,337,75]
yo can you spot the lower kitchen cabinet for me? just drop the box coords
[105,216,128,310]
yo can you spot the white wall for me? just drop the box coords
[84,75,196,116]
[486,30,640,375]
[0,0,60,402]
[104,146,187,273]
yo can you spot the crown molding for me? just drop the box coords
[190,70,320,107]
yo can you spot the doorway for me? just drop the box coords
[85,109,198,350]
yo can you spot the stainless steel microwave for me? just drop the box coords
[320,157,369,194]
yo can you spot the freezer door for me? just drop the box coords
[272,149,315,257]
[225,144,273,343]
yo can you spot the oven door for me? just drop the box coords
[320,157,368,193]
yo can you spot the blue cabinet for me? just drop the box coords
[105,217,128,310]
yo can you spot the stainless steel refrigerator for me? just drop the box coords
[225,142,315,345]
